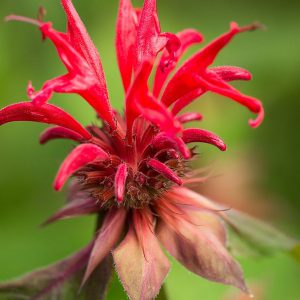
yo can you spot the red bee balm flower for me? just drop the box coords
[0,0,265,299]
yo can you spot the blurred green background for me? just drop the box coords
[0,0,299,299]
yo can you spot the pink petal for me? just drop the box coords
[177,112,203,124]
[182,128,227,151]
[82,208,127,286]
[148,158,182,185]
[40,126,85,144]
[187,210,227,246]
[114,163,129,203]
[157,195,227,245]
[153,29,203,97]
[157,216,248,293]
[113,210,170,300]
[152,133,191,159]
[116,0,140,91]
[43,197,99,225]
[167,187,227,212]
[54,143,109,191]
[155,196,198,228]
[0,101,91,139]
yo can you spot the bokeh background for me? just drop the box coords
[0,0,299,299]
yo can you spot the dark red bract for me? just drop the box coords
[0,1,264,299]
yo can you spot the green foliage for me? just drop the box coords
[290,244,300,263]
[226,210,299,259]
[0,253,112,300]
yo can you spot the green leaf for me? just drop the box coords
[224,209,299,259]
[290,244,300,263]
[0,248,112,300]
[156,285,169,300]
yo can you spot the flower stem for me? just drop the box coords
[157,285,169,300]
[80,213,113,300]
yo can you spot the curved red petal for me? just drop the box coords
[114,163,129,203]
[182,128,227,151]
[177,112,203,124]
[40,126,85,144]
[148,158,182,185]
[0,102,91,140]
[195,74,264,128]
[162,22,258,106]
[211,66,252,81]
[54,143,109,191]
[172,136,191,159]
[171,67,251,115]
[153,29,203,97]
[161,22,263,127]
[152,133,190,159]
[249,101,264,128]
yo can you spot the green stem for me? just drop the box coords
[156,285,169,300]
[81,213,113,300]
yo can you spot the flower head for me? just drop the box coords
[0,0,265,299]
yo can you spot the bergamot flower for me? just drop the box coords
[0,1,267,299]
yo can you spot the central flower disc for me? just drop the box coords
[75,122,187,209]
